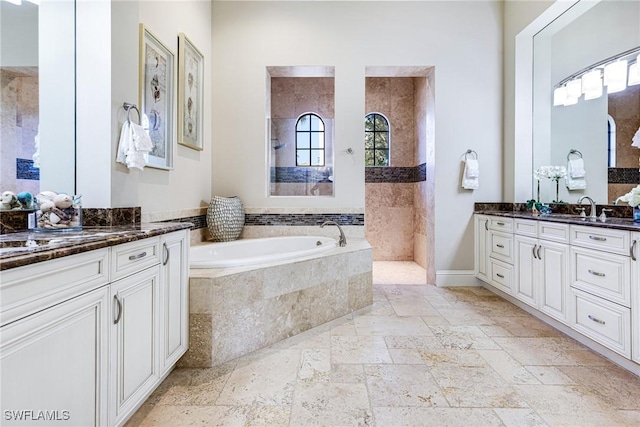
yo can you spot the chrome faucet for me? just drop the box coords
[578,196,597,220]
[320,220,347,247]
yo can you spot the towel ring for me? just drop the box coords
[123,102,141,125]
[567,149,583,161]
[464,149,478,160]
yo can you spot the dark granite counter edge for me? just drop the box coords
[0,222,192,271]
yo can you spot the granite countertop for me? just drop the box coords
[475,210,640,232]
[0,222,192,271]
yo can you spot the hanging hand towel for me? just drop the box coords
[462,159,479,190]
[566,157,587,191]
[116,117,153,171]
[116,121,133,166]
[632,126,640,148]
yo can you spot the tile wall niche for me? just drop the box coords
[364,77,428,269]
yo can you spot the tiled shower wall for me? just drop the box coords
[1,68,40,196]
[365,77,427,263]
[608,84,640,202]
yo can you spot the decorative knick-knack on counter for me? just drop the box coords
[35,191,82,231]
[206,196,244,241]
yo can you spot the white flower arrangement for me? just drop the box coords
[616,184,640,207]
[534,165,567,181]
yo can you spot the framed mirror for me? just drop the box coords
[1,0,76,204]
[532,0,640,205]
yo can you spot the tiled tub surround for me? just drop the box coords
[180,239,372,368]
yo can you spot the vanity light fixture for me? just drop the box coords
[629,54,640,86]
[3,0,22,5]
[581,69,603,100]
[564,79,582,105]
[553,86,567,106]
[604,60,628,94]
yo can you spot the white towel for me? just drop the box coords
[632,126,640,148]
[116,117,152,171]
[567,158,585,178]
[462,159,479,190]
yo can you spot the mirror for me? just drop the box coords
[267,67,335,197]
[1,0,76,207]
[532,0,640,205]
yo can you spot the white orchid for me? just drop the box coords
[534,165,567,181]
[616,185,640,207]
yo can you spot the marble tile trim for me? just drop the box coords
[245,213,364,226]
[609,168,640,184]
[271,167,333,183]
[82,207,141,227]
[0,210,33,234]
[16,158,39,180]
[158,214,206,230]
[365,163,426,183]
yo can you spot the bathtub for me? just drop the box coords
[189,235,337,268]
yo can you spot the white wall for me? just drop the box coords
[211,1,503,275]
[0,1,38,67]
[78,0,212,213]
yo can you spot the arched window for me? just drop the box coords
[608,114,616,168]
[296,113,325,166]
[365,113,390,166]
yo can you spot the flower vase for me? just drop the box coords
[634,206,640,223]
[207,196,244,241]
[555,179,560,203]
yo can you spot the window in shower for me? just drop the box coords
[296,113,325,166]
[365,113,390,166]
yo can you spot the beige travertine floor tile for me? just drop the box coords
[524,366,576,385]
[244,406,291,427]
[513,384,614,415]
[366,299,397,316]
[490,316,564,337]
[134,405,247,427]
[330,335,393,364]
[216,349,300,406]
[354,315,433,336]
[373,406,504,426]
[416,348,489,368]
[384,335,445,350]
[479,324,513,337]
[477,350,541,385]
[492,408,549,427]
[435,308,496,326]
[289,382,372,426]
[298,349,331,383]
[558,365,640,410]
[365,364,448,408]
[493,337,608,366]
[153,362,237,406]
[430,325,501,350]
[387,295,440,316]
[328,364,366,383]
[373,261,427,285]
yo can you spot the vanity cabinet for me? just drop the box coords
[631,232,639,364]
[474,214,490,283]
[487,217,515,295]
[514,219,570,324]
[0,228,190,427]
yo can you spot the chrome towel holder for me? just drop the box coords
[123,102,141,125]
[464,149,478,160]
[567,148,583,161]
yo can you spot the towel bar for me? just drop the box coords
[567,148,583,161]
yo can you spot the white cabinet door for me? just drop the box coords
[515,234,537,307]
[538,240,570,324]
[1,287,109,427]
[159,230,189,375]
[632,232,639,364]
[474,214,490,282]
[110,266,161,426]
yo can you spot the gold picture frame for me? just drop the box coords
[139,23,175,170]
[177,33,204,151]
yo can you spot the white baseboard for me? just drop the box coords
[435,270,482,287]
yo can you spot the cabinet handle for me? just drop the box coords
[537,245,542,260]
[496,244,505,249]
[128,251,147,261]
[631,240,638,261]
[113,294,123,325]
[484,220,488,231]
[588,315,605,325]
[162,243,169,266]
[497,222,505,226]
[588,269,605,277]
[588,235,606,242]
[496,273,505,279]
[532,244,538,259]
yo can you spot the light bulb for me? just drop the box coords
[582,69,603,100]
[566,79,582,99]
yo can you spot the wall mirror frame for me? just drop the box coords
[0,0,76,205]
[515,0,640,205]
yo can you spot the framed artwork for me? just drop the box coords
[177,33,204,151]
[139,23,174,170]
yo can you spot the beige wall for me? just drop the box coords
[610,84,640,169]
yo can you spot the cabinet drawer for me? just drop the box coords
[110,237,160,281]
[571,288,630,358]
[490,259,513,295]
[539,221,570,243]
[490,231,513,264]
[0,249,109,327]
[571,247,630,307]
[514,219,537,237]
[488,217,513,232]
[570,225,631,256]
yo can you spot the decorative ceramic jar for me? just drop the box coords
[634,206,640,223]
[207,196,244,241]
